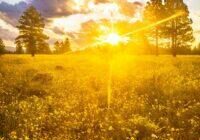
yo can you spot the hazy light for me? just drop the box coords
[122,12,185,37]
[106,33,121,45]
[96,32,129,46]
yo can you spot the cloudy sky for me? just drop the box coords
[0,0,200,49]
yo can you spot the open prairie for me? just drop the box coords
[0,54,200,139]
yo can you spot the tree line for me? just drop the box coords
[0,0,199,56]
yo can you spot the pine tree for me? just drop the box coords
[0,38,5,55]
[164,0,194,56]
[16,6,49,57]
[144,0,164,56]
[61,38,71,53]
[54,41,61,54]
[15,39,24,54]
[54,38,71,54]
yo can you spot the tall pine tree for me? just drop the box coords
[144,0,164,56]
[16,6,49,57]
[164,0,194,56]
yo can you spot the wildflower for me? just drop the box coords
[151,134,158,138]
[108,126,113,131]
[87,128,91,134]
[134,130,139,134]
[130,137,135,140]
[9,131,17,139]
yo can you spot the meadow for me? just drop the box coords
[0,53,200,139]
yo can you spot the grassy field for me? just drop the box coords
[0,53,200,139]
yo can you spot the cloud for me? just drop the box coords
[0,0,143,24]
[0,0,111,24]
[0,1,27,17]
[0,0,73,20]
[117,0,143,17]
[52,27,66,35]
[0,17,18,33]
[0,12,16,25]
[0,1,27,25]
[30,0,73,18]
[0,17,18,46]
[0,27,16,40]
[0,0,24,4]
[94,0,108,3]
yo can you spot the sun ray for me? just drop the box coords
[107,59,113,109]
[122,12,185,37]
[94,11,185,109]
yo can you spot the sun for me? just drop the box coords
[96,31,130,46]
[105,33,121,45]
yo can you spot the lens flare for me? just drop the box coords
[96,32,129,46]
[122,12,185,37]
[106,33,121,45]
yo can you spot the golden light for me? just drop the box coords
[96,32,129,46]
[73,0,85,11]
[122,11,185,37]
[106,33,121,45]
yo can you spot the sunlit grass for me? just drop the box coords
[0,54,200,139]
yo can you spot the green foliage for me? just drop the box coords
[15,6,49,56]
[0,54,200,139]
[54,38,71,54]
[0,38,5,54]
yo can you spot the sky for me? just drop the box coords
[0,0,200,49]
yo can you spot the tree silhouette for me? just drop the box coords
[54,41,60,54]
[16,6,49,57]
[15,40,24,54]
[54,38,71,54]
[144,0,164,56]
[164,0,194,56]
[37,41,51,54]
[0,38,5,55]
[61,38,71,53]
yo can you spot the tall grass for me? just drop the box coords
[0,54,199,139]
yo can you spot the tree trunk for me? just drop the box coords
[30,39,36,57]
[156,27,159,56]
[31,52,35,57]
[174,19,178,57]
[172,33,176,57]
[171,20,176,57]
